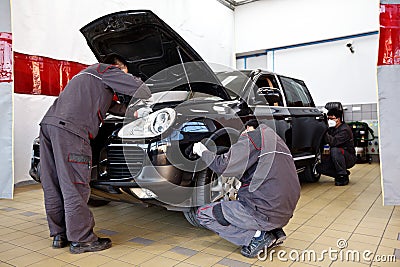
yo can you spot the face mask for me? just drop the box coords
[328,119,336,128]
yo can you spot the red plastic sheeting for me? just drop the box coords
[0,32,12,83]
[378,4,400,66]
[14,52,88,96]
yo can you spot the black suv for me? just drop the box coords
[30,10,327,226]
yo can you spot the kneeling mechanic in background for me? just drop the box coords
[193,119,301,258]
[316,108,356,186]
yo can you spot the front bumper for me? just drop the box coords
[95,138,200,208]
[92,164,196,210]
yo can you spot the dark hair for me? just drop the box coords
[327,108,343,120]
[103,54,128,66]
[245,119,259,129]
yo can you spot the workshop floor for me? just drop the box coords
[0,163,399,267]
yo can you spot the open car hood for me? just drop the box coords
[80,10,230,100]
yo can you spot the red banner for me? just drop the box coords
[13,52,88,96]
[0,32,12,83]
[378,4,400,66]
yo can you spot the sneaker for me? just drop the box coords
[70,237,112,254]
[271,228,286,247]
[240,231,276,258]
[52,234,69,248]
[335,175,349,186]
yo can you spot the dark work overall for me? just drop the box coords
[196,124,300,246]
[39,64,151,242]
[318,123,357,178]
[40,125,94,242]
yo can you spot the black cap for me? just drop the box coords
[245,119,259,129]
[327,108,343,119]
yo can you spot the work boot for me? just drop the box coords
[52,234,69,248]
[240,231,276,258]
[335,175,349,186]
[271,228,286,247]
[70,237,112,254]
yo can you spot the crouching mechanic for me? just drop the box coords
[193,120,300,258]
[39,54,151,254]
[316,108,357,186]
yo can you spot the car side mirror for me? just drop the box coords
[238,98,249,109]
[257,87,282,105]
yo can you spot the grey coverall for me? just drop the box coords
[196,124,300,246]
[318,123,357,177]
[39,63,151,242]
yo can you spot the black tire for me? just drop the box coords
[183,207,202,227]
[300,149,322,183]
[183,146,240,227]
[183,162,218,227]
[87,198,110,207]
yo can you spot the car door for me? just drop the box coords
[277,75,327,158]
[248,73,293,147]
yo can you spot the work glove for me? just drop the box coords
[192,142,208,156]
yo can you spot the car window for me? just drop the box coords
[254,74,283,106]
[279,76,313,107]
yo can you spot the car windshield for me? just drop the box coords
[150,91,223,103]
[140,61,231,101]
[215,70,252,99]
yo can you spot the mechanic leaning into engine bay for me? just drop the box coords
[193,119,301,258]
[39,54,151,254]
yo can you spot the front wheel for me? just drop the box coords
[183,168,241,227]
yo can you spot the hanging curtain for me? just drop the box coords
[0,0,13,199]
[378,0,400,205]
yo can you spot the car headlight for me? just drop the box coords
[118,108,176,138]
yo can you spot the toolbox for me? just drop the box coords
[347,121,375,164]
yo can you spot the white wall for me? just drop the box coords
[273,34,379,106]
[12,0,234,183]
[234,0,380,106]
[234,0,379,53]
[12,0,235,66]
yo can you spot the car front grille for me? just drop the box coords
[107,145,145,179]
